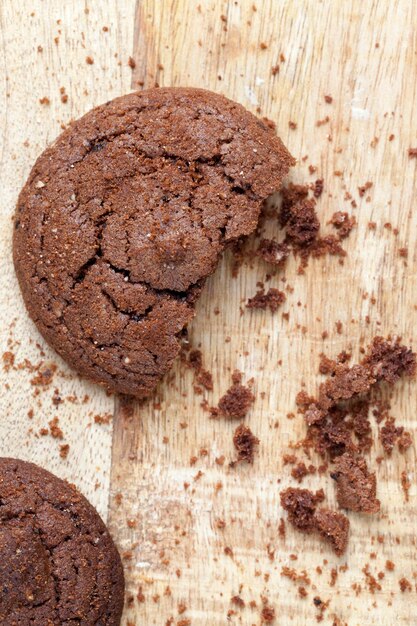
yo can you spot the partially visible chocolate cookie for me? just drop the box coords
[0,458,124,625]
[14,87,294,396]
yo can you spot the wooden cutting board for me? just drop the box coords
[1,1,417,624]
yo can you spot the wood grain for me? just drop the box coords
[1,1,417,625]
[109,1,417,624]
[0,0,136,516]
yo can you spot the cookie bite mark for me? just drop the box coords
[14,87,294,397]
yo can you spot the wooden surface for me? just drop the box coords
[1,1,417,624]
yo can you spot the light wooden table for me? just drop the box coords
[1,1,416,624]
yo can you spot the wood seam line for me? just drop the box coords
[106,0,148,526]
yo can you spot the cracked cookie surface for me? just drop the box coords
[14,87,294,396]
[0,457,124,625]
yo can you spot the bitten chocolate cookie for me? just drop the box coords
[0,457,124,625]
[14,87,294,396]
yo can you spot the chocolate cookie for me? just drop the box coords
[14,87,294,396]
[0,457,124,625]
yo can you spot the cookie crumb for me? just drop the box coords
[330,212,357,238]
[232,424,259,464]
[331,453,380,513]
[188,349,213,391]
[358,181,373,197]
[247,288,286,312]
[314,509,349,556]
[280,487,324,533]
[261,604,275,623]
[313,179,324,199]
[59,443,70,459]
[257,239,289,267]
[399,577,412,592]
[218,383,255,419]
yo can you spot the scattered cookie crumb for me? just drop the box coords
[257,239,289,267]
[330,212,357,239]
[59,443,70,459]
[280,488,348,555]
[401,470,411,502]
[331,453,380,513]
[247,288,286,312]
[261,604,275,623]
[399,577,412,592]
[232,424,259,464]
[48,416,63,439]
[231,595,245,607]
[218,382,255,419]
[316,116,330,127]
[358,181,373,197]
[314,509,350,556]
[187,349,213,391]
[313,179,324,199]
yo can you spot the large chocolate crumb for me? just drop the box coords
[280,488,324,533]
[280,488,349,555]
[313,421,356,459]
[305,338,415,428]
[280,184,309,227]
[284,197,320,247]
[232,424,259,463]
[285,336,415,556]
[363,336,416,384]
[316,364,375,413]
[218,383,255,419]
[314,508,350,556]
[331,453,380,513]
